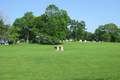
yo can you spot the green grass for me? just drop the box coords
[0,42,120,80]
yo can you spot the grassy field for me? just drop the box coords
[0,42,120,80]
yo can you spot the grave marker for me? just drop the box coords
[54,46,64,51]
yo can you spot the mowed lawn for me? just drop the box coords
[0,42,120,80]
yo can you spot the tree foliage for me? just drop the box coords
[4,4,119,44]
[69,19,86,40]
[0,12,11,43]
[13,12,35,43]
[94,23,120,42]
[37,4,70,44]
[101,33,111,42]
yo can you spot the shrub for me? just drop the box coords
[8,40,14,45]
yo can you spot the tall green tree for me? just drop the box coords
[13,12,35,43]
[94,23,119,42]
[105,23,119,42]
[70,19,86,40]
[0,11,10,40]
[38,4,69,44]
[22,12,35,43]
[0,19,10,42]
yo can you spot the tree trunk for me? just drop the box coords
[27,36,29,43]
[4,39,6,44]
[52,41,55,44]
[27,33,29,43]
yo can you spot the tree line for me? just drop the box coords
[0,4,120,44]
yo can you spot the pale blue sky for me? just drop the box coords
[0,0,120,33]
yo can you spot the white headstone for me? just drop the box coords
[5,43,8,45]
[66,39,68,42]
[92,40,96,42]
[70,39,73,41]
[79,39,82,42]
[84,40,87,42]
[17,41,19,43]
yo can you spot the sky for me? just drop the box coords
[0,0,120,33]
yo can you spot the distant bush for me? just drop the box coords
[0,43,4,45]
[8,40,14,44]
[32,40,38,43]
[20,39,25,42]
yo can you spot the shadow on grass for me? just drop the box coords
[72,77,120,80]
[72,78,91,80]
[72,78,105,80]
[29,42,63,45]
